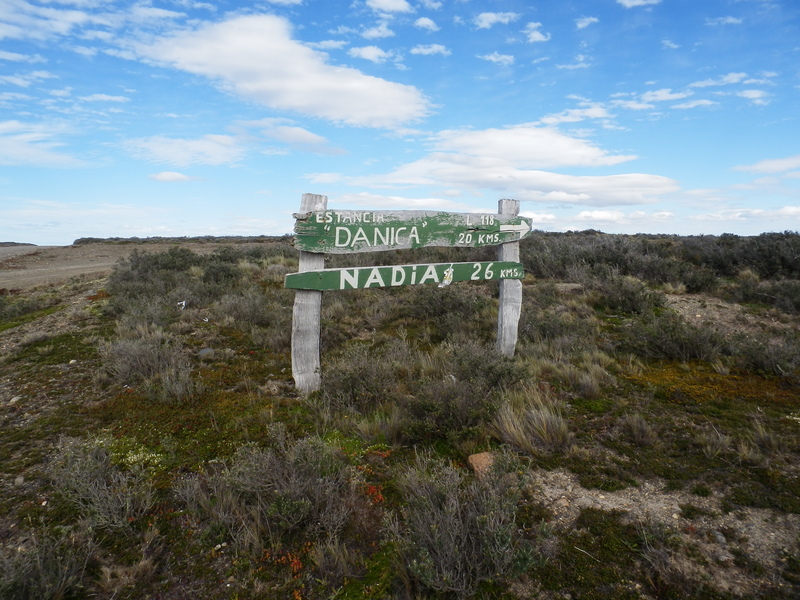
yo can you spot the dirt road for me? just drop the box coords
[0,242,261,291]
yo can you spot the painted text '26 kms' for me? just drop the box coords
[284,261,525,291]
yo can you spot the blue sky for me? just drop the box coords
[1,0,799,245]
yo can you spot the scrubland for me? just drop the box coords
[1,231,799,599]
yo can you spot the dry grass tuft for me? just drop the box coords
[491,386,574,455]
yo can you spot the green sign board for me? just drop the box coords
[294,210,531,254]
[285,261,525,291]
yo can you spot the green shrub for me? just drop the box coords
[391,453,536,599]
[727,330,800,376]
[322,338,523,424]
[589,273,665,315]
[99,324,198,403]
[176,429,370,556]
[0,527,95,600]
[621,311,724,362]
[47,437,155,530]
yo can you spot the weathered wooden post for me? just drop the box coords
[496,198,522,357]
[291,193,327,394]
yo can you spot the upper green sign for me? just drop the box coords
[294,210,532,254]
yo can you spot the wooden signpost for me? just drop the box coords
[294,210,532,253]
[288,193,531,394]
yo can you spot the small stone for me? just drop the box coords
[672,513,680,519]
[69,359,77,365]
[198,347,215,361]
[467,452,494,479]
[554,498,570,508]
[716,551,735,564]
[712,531,727,545]
[9,396,21,404]
[574,497,594,509]
[14,476,24,487]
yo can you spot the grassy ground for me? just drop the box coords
[1,233,799,599]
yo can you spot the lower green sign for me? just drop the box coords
[285,261,525,291]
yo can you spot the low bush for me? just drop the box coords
[47,437,155,530]
[391,452,537,599]
[620,311,725,363]
[727,330,800,376]
[322,338,523,446]
[588,273,665,315]
[0,527,95,600]
[99,324,197,403]
[176,427,370,557]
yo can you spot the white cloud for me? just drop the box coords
[136,15,430,128]
[662,39,679,49]
[573,209,673,224]
[79,93,129,102]
[613,99,655,110]
[0,70,55,88]
[672,99,717,109]
[123,134,244,167]
[414,17,439,31]
[576,17,598,30]
[366,0,413,13]
[539,106,612,125]
[306,40,348,50]
[149,171,193,181]
[0,91,31,101]
[706,16,743,26]
[690,207,800,222]
[524,22,551,43]
[349,45,392,63]
[640,88,691,102]
[574,209,626,222]
[478,52,514,66]
[0,120,82,166]
[419,0,442,9]
[737,89,769,104]
[335,191,474,212]
[429,126,637,169]
[410,44,450,56]
[474,12,520,29]
[0,1,107,42]
[263,0,303,4]
[557,55,590,70]
[362,21,394,39]
[521,211,557,224]
[0,50,45,62]
[735,154,800,174]
[349,124,677,207]
[689,72,747,87]
[617,0,661,7]
[249,119,346,155]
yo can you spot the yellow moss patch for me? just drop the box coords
[623,363,798,408]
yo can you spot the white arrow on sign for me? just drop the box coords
[499,223,531,238]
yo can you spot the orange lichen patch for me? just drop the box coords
[623,363,799,408]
